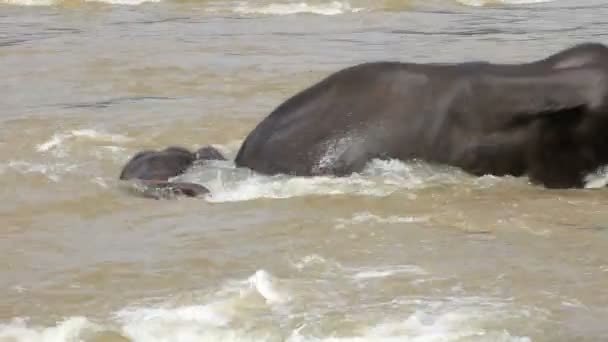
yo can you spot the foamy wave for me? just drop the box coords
[177,160,384,202]
[116,304,235,341]
[351,265,428,280]
[289,254,427,282]
[113,269,291,341]
[0,309,531,342]
[234,1,362,16]
[1,285,533,342]
[288,318,530,342]
[37,129,131,157]
[247,269,292,304]
[291,254,330,271]
[176,158,501,203]
[0,0,55,5]
[287,296,533,342]
[4,128,132,182]
[84,0,159,5]
[0,317,100,342]
[457,0,554,6]
[7,160,79,182]
[1,0,158,5]
[584,165,608,188]
[1,0,556,8]
[335,211,429,229]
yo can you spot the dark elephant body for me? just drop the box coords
[234,43,608,188]
[120,147,196,182]
[119,146,225,199]
[118,43,608,198]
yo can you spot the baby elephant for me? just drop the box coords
[120,146,225,199]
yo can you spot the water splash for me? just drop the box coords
[37,129,131,157]
[0,317,100,342]
[456,0,554,6]
[334,211,429,229]
[175,158,503,203]
[234,1,362,16]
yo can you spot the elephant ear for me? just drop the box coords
[478,67,607,124]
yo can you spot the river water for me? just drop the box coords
[2,0,608,341]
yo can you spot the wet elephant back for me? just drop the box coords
[235,62,431,176]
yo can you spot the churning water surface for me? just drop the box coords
[1,0,608,341]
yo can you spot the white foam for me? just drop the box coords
[112,269,292,341]
[0,0,55,5]
[290,254,427,282]
[0,310,531,342]
[114,294,247,341]
[1,0,555,8]
[287,308,531,341]
[234,1,362,16]
[0,317,99,342]
[37,129,130,152]
[206,172,384,202]
[116,305,247,342]
[12,285,27,293]
[1,290,533,342]
[335,211,429,229]
[456,0,554,6]
[352,265,428,280]
[247,269,292,304]
[71,129,130,141]
[583,165,608,188]
[1,0,158,5]
[116,304,231,327]
[177,158,491,203]
[114,291,533,342]
[7,160,78,182]
[177,160,381,202]
[313,134,363,174]
[36,135,66,154]
[12,129,132,181]
[291,254,329,271]
[84,0,160,5]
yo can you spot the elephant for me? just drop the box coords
[120,42,608,197]
[119,146,225,199]
[234,42,608,189]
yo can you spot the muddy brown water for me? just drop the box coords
[1,0,608,341]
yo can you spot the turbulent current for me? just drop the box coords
[2,0,608,341]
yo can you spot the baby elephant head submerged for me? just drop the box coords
[119,145,226,199]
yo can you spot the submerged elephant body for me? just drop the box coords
[235,43,608,188]
[120,42,608,196]
[119,146,225,198]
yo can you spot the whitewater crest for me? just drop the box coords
[114,269,293,341]
[456,0,554,6]
[9,129,513,197]
[334,211,430,229]
[0,265,538,341]
[0,292,534,342]
[4,128,131,182]
[36,129,131,157]
[0,0,54,5]
[2,0,557,8]
[233,1,363,16]
[583,165,608,188]
[0,317,102,342]
[0,0,556,8]
[174,156,508,203]
[0,0,158,5]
